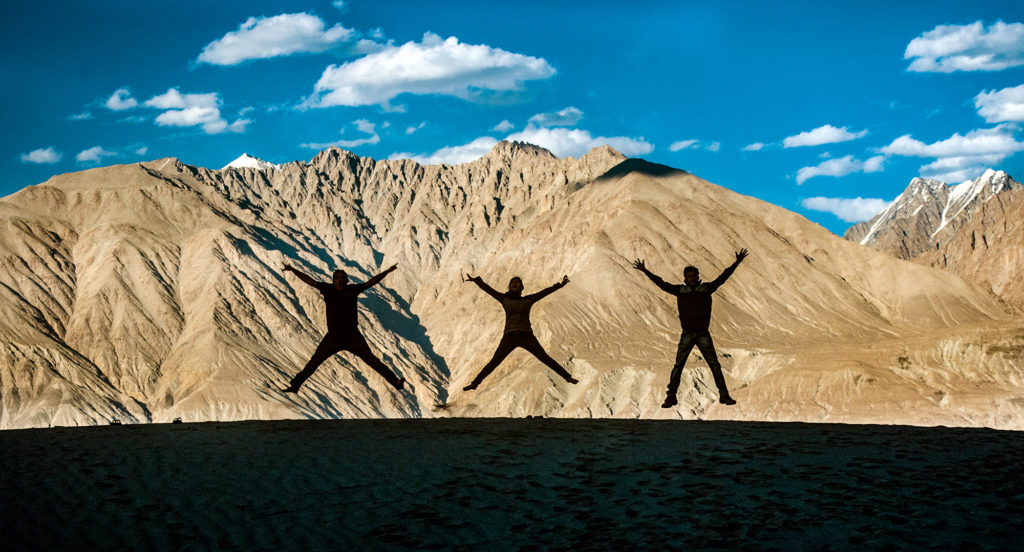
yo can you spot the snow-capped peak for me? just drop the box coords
[221,153,278,171]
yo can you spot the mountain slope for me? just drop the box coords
[1,143,1021,428]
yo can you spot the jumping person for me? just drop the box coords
[282,263,405,393]
[633,249,748,407]
[462,274,579,391]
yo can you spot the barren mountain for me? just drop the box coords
[1,141,1022,429]
[914,186,1024,309]
[846,170,1021,259]
[846,170,1024,309]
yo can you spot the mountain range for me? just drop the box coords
[1,142,1022,429]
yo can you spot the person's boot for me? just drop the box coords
[463,382,478,392]
[661,394,678,408]
[394,378,406,390]
[719,393,737,405]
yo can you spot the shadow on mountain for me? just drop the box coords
[596,158,688,181]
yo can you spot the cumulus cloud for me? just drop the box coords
[795,154,885,185]
[390,136,499,165]
[881,125,1024,182]
[801,197,892,223]
[197,13,357,65]
[905,20,1024,73]
[918,154,1008,182]
[76,146,118,163]
[301,119,381,149]
[975,84,1024,122]
[742,142,765,151]
[506,126,653,158]
[783,124,868,148]
[20,147,62,164]
[881,126,1024,158]
[492,120,514,132]
[302,32,555,108]
[528,107,583,127]
[105,88,138,111]
[143,88,248,134]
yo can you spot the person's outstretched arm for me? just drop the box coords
[283,264,322,288]
[707,249,748,292]
[526,275,570,301]
[362,264,398,290]
[464,275,504,301]
[632,259,679,295]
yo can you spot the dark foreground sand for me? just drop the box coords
[2,419,1022,551]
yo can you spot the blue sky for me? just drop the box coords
[4,0,1023,235]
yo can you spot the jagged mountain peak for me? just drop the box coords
[846,168,1022,260]
[483,140,557,162]
[221,153,278,171]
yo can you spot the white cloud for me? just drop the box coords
[880,125,1024,157]
[918,154,1007,182]
[144,88,247,134]
[795,154,885,185]
[881,125,1024,182]
[506,126,653,158]
[528,106,583,127]
[136,146,149,156]
[742,142,765,151]
[390,136,499,165]
[20,147,62,164]
[669,139,719,152]
[975,84,1024,122]
[76,146,118,163]
[332,1,347,10]
[801,197,892,223]
[905,20,1024,73]
[301,119,381,149]
[492,120,514,132]
[303,32,555,108]
[406,121,426,134]
[197,13,357,65]
[69,111,93,121]
[105,88,138,111]
[783,124,868,148]
[669,139,698,152]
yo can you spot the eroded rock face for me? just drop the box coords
[1,142,1021,429]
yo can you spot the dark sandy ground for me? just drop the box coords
[1,419,1022,551]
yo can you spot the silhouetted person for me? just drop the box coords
[282,263,405,393]
[463,274,579,391]
[633,249,748,408]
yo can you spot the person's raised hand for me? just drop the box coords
[632,259,646,271]
[736,249,749,263]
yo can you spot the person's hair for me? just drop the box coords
[333,269,347,278]
[683,266,699,275]
[508,276,523,288]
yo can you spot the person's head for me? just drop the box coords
[333,269,349,288]
[508,276,524,295]
[683,266,700,287]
